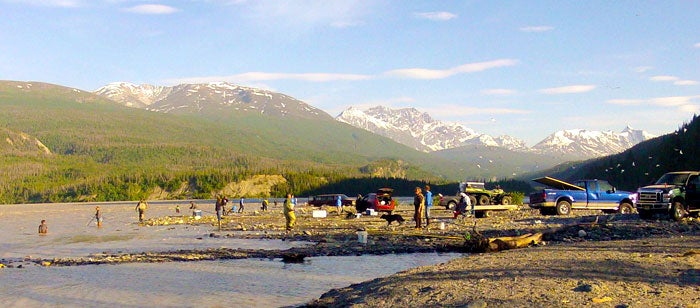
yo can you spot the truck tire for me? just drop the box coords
[355,203,367,214]
[477,195,490,205]
[556,200,571,215]
[670,201,685,221]
[618,202,633,214]
[539,207,555,216]
[638,209,653,220]
[446,200,456,210]
[500,196,512,205]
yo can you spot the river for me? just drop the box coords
[0,201,461,307]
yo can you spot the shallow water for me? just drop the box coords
[0,201,306,260]
[1,202,463,307]
[1,253,459,307]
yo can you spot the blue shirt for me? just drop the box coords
[425,191,433,207]
[336,196,342,206]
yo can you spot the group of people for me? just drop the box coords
[413,185,474,229]
[412,185,433,229]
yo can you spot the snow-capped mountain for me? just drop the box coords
[532,126,656,158]
[336,106,528,152]
[94,82,330,120]
[336,106,654,158]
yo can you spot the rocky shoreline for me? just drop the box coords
[2,205,699,307]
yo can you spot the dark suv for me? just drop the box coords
[355,188,396,213]
[308,194,356,207]
[636,171,700,220]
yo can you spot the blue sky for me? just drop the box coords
[2,1,699,145]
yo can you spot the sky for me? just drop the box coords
[2,1,699,145]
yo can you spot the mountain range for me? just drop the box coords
[336,106,655,159]
[95,82,328,120]
[0,79,693,203]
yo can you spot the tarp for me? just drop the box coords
[532,176,585,191]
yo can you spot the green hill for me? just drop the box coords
[0,80,466,203]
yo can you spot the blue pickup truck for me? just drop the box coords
[529,176,636,216]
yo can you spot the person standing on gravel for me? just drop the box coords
[215,196,224,230]
[284,193,296,233]
[189,201,197,215]
[424,185,433,227]
[135,199,148,223]
[413,187,425,229]
[95,206,103,228]
[336,195,343,216]
[261,198,269,211]
[238,197,245,213]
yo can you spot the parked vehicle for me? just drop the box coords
[529,176,636,216]
[355,188,396,213]
[636,171,700,221]
[308,194,356,207]
[439,182,518,218]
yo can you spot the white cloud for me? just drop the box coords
[4,0,81,7]
[519,26,554,32]
[481,88,516,96]
[414,11,458,21]
[674,80,699,86]
[609,95,700,114]
[349,97,416,110]
[124,4,180,15]
[650,75,679,82]
[679,104,700,113]
[164,72,372,84]
[539,84,596,94]
[427,105,530,118]
[650,96,698,107]
[607,99,644,105]
[650,75,698,86]
[633,66,653,73]
[241,1,371,29]
[384,59,518,80]
[166,59,518,84]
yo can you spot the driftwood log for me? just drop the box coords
[463,221,544,253]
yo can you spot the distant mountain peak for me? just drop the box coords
[94,82,330,120]
[532,127,657,158]
[337,106,655,158]
[336,105,526,152]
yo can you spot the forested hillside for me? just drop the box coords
[530,115,699,191]
[0,81,467,203]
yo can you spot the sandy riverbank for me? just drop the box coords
[3,202,699,307]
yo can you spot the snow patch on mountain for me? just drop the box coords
[94,82,330,120]
[336,106,655,158]
[336,106,527,152]
[531,126,656,157]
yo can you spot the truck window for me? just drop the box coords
[598,181,613,192]
[689,176,699,192]
[589,182,598,192]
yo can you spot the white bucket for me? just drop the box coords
[439,222,445,230]
[357,231,368,244]
[193,210,202,220]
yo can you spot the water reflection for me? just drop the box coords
[1,253,462,308]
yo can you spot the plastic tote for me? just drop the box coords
[357,230,368,244]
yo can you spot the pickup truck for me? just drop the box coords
[636,171,700,221]
[529,177,636,216]
[439,182,518,218]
